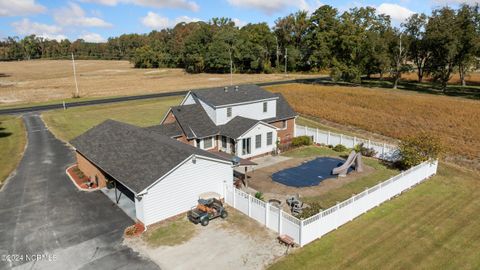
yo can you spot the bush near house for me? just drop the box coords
[292,136,312,147]
[353,143,377,157]
[332,144,347,152]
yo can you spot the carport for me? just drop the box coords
[101,177,137,220]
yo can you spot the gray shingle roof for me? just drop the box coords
[170,104,219,139]
[144,122,183,138]
[262,93,297,123]
[219,116,261,139]
[70,120,229,194]
[191,84,278,107]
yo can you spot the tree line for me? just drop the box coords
[1,4,479,90]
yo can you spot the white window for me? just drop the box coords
[255,134,262,149]
[227,107,232,117]
[267,132,273,146]
[263,102,268,113]
[203,137,213,149]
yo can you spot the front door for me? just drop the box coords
[242,138,251,155]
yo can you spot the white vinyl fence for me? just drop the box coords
[295,124,398,161]
[225,160,438,247]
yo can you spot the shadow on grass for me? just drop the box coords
[0,73,10,78]
[308,77,480,100]
[0,132,12,138]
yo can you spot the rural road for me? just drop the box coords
[0,113,159,270]
[0,77,325,115]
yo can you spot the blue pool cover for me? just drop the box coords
[272,157,351,187]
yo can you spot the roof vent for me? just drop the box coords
[224,86,228,92]
[235,86,239,91]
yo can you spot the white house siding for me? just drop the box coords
[197,99,217,123]
[140,156,233,226]
[182,93,196,105]
[135,196,145,224]
[236,123,277,159]
[216,100,277,125]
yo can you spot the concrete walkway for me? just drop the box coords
[101,188,136,221]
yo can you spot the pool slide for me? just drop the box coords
[332,150,359,177]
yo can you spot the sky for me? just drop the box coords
[0,0,477,42]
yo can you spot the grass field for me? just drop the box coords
[283,146,398,209]
[42,96,182,141]
[269,163,480,270]
[0,115,26,187]
[0,60,320,106]
[265,83,480,170]
[143,217,196,247]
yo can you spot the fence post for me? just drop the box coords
[353,136,357,147]
[368,139,371,148]
[315,128,319,144]
[265,202,269,227]
[327,131,331,145]
[382,143,386,156]
[233,188,236,208]
[248,195,252,217]
[299,220,304,247]
[340,134,343,145]
[278,210,283,234]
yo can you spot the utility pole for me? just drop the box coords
[275,36,280,68]
[71,53,80,98]
[284,47,288,76]
[229,49,233,86]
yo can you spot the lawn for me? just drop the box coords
[268,163,480,270]
[266,83,480,170]
[0,115,26,187]
[283,146,399,209]
[42,96,182,142]
[143,216,197,247]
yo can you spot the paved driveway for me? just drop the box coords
[0,113,158,270]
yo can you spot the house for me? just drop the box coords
[155,85,297,159]
[70,120,234,226]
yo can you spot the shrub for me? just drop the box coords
[398,133,443,169]
[332,144,347,152]
[292,136,312,147]
[254,191,264,201]
[297,202,323,219]
[353,143,377,157]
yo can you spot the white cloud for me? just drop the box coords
[432,0,480,4]
[141,12,200,29]
[227,0,316,14]
[233,18,247,27]
[81,0,199,11]
[377,3,415,23]
[54,3,112,27]
[79,32,106,42]
[11,19,67,41]
[0,0,46,16]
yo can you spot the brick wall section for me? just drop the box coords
[76,151,108,188]
[163,111,175,124]
[270,118,295,144]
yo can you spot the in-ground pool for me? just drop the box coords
[271,157,351,187]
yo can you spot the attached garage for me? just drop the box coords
[70,120,233,226]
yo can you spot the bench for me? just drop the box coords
[278,235,295,247]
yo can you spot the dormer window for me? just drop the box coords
[227,107,232,117]
[263,102,267,113]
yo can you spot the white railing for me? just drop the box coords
[225,159,438,247]
[295,124,398,161]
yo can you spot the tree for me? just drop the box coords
[403,13,430,83]
[131,45,158,68]
[306,5,339,71]
[426,7,460,92]
[398,133,443,169]
[389,29,410,89]
[455,5,479,86]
